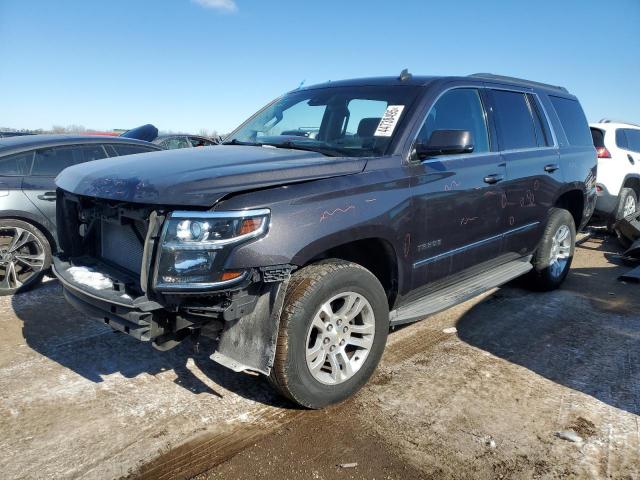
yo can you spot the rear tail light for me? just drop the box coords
[596,147,611,158]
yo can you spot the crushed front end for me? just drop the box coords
[53,189,292,374]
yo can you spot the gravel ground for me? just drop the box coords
[1,230,639,479]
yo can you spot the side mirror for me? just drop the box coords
[415,130,474,159]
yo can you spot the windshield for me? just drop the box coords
[225,85,421,157]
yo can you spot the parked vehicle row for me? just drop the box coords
[50,72,597,408]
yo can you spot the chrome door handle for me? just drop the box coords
[628,154,635,165]
[544,164,559,173]
[37,192,56,201]
[483,174,504,184]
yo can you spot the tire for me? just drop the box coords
[269,260,389,409]
[0,219,51,296]
[526,208,576,291]
[612,188,638,248]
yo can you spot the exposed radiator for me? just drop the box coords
[100,219,146,274]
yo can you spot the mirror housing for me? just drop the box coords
[415,130,474,159]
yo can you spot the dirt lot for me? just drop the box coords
[1,230,639,479]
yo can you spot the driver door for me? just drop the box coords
[409,87,507,288]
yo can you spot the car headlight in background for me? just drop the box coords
[154,209,270,290]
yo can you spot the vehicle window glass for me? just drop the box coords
[416,88,489,154]
[590,128,605,148]
[111,144,157,156]
[188,137,213,147]
[491,90,537,150]
[0,151,33,176]
[78,144,107,163]
[105,144,119,156]
[549,96,592,146]
[615,129,628,149]
[32,146,80,176]
[160,137,190,149]
[526,94,552,147]
[227,85,422,157]
[625,129,640,153]
[345,99,389,137]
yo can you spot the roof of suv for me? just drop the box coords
[298,73,572,95]
[0,134,159,155]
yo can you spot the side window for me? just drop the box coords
[590,128,605,148]
[491,90,538,150]
[625,129,640,153]
[111,144,157,156]
[188,137,213,147]
[526,94,552,147]
[0,151,33,176]
[615,129,628,149]
[32,146,80,176]
[78,144,107,163]
[549,96,592,146]
[416,88,489,154]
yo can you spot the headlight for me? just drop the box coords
[154,209,270,290]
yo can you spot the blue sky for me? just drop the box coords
[1,0,639,134]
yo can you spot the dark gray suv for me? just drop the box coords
[0,135,161,295]
[53,73,596,408]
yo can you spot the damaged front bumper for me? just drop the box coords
[53,255,291,375]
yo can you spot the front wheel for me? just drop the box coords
[526,208,576,291]
[269,260,389,409]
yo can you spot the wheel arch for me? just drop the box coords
[0,212,57,252]
[622,174,640,199]
[553,186,585,230]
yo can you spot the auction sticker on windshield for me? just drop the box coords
[374,105,405,137]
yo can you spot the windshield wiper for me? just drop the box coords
[222,138,263,147]
[262,140,343,157]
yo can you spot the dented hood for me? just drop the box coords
[56,145,366,206]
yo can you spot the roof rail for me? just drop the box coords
[468,73,568,92]
[599,118,640,128]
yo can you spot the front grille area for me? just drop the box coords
[100,219,147,274]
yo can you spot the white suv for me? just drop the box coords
[590,120,640,233]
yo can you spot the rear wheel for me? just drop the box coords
[269,260,389,409]
[612,188,638,248]
[0,220,51,296]
[526,208,576,291]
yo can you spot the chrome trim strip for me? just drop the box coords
[412,221,540,269]
[155,270,249,291]
[170,208,271,219]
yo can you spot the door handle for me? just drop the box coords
[628,154,635,165]
[483,174,504,184]
[544,164,559,173]
[37,192,56,201]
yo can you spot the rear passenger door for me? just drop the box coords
[488,88,558,256]
[22,144,107,226]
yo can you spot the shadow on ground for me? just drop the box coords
[11,280,292,408]
[458,233,640,415]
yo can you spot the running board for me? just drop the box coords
[389,258,533,326]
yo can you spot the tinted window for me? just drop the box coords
[78,144,107,162]
[32,146,80,176]
[491,90,537,150]
[111,144,157,156]
[527,94,552,147]
[416,88,489,154]
[0,151,33,176]
[590,128,605,148]
[615,129,628,149]
[549,96,592,146]
[625,129,640,153]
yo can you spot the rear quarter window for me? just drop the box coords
[590,128,605,148]
[549,96,592,146]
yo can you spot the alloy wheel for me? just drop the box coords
[0,226,46,291]
[623,195,637,217]
[305,291,376,385]
[548,224,571,279]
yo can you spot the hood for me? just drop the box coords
[55,145,367,206]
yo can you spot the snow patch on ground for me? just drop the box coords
[67,267,113,290]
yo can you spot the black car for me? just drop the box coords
[0,135,162,295]
[152,134,218,149]
[53,73,596,408]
